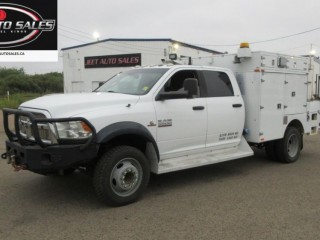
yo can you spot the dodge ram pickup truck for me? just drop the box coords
[2,52,320,206]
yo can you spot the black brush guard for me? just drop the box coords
[2,108,99,174]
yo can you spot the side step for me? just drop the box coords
[157,137,253,174]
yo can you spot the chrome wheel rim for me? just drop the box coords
[110,158,142,197]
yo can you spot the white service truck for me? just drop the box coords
[2,44,320,206]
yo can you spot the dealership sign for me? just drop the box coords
[0,3,55,48]
[0,1,57,62]
[85,53,142,68]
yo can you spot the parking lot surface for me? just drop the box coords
[0,112,320,240]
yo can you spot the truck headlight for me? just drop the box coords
[55,121,93,139]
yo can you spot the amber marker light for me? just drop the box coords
[80,122,92,133]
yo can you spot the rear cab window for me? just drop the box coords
[202,70,234,97]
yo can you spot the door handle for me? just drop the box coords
[193,106,205,110]
[232,104,242,108]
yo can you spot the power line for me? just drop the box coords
[60,25,169,53]
[58,24,162,49]
[250,27,320,44]
[190,27,320,47]
[59,24,320,50]
[59,33,163,54]
[59,33,134,53]
[59,24,320,53]
[59,28,92,40]
[59,33,162,56]
[59,27,164,54]
[59,33,87,43]
[59,24,92,37]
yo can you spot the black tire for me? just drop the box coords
[275,127,302,163]
[93,146,150,206]
[265,141,278,161]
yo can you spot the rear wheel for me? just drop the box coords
[93,146,150,206]
[275,127,302,163]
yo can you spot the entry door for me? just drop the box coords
[153,70,207,159]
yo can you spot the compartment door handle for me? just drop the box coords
[233,104,242,108]
[193,106,205,111]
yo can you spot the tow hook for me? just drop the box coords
[4,151,27,171]
[1,153,7,160]
[12,161,27,172]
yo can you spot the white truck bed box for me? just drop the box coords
[194,52,320,143]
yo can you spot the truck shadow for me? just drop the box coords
[146,148,271,193]
[16,148,275,208]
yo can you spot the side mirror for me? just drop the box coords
[183,78,199,98]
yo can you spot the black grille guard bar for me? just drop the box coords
[3,108,96,150]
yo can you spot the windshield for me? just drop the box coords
[96,68,169,95]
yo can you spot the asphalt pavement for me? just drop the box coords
[0,112,320,240]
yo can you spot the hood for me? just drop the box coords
[20,92,140,117]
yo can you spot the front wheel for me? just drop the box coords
[93,146,150,206]
[275,127,302,163]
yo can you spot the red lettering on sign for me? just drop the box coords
[100,58,107,64]
[85,59,97,65]
[117,57,140,65]
[85,54,141,68]
[132,57,139,64]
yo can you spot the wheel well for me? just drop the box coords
[99,134,146,155]
[97,134,159,172]
[287,119,304,149]
[288,120,304,134]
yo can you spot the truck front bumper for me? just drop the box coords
[5,140,99,174]
[2,108,99,174]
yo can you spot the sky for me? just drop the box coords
[2,0,320,74]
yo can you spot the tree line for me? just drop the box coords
[0,67,63,95]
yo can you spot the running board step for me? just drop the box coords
[157,137,253,174]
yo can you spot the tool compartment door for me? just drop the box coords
[284,73,308,115]
[259,72,285,141]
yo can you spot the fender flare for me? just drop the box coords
[95,121,159,160]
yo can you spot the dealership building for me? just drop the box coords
[61,38,220,93]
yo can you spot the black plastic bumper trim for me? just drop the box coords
[5,140,99,174]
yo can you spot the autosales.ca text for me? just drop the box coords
[0,52,25,56]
